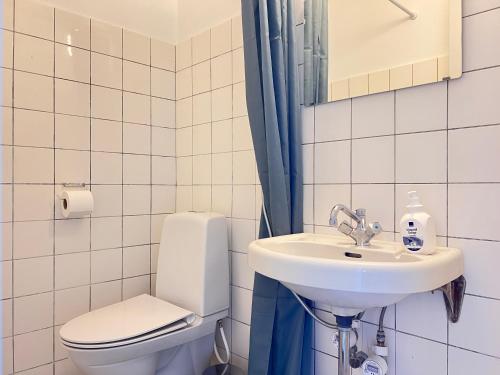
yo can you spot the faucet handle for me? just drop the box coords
[355,208,366,218]
[338,221,354,236]
[368,222,383,234]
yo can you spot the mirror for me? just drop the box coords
[303,0,462,106]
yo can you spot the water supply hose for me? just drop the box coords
[214,320,230,364]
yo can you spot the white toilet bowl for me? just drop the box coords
[60,213,229,375]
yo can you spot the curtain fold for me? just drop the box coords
[241,0,312,374]
[304,0,329,106]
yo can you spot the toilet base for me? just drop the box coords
[70,334,215,375]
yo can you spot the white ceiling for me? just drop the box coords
[40,0,241,44]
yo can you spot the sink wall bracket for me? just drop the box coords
[436,275,466,323]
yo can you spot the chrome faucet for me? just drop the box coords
[329,204,382,246]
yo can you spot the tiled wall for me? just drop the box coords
[1,0,176,373]
[296,1,500,374]
[173,17,257,372]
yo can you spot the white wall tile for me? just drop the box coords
[123,185,150,215]
[176,127,192,157]
[233,82,247,117]
[91,85,122,121]
[212,153,232,185]
[232,48,245,84]
[91,217,122,250]
[177,156,193,185]
[152,156,176,185]
[55,149,90,184]
[55,9,90,49]
[233,151,256,185]
[123,215,150,246]
[13,328,53,372]
[91,185,122,217]
[54,218,90,254]
[352,92,394,138]
[123,245,150,277]
[193,124,211,155]
[395,333,447,375]
[54,285,89,326]
[14,292,53,335]
[463,9,500,71]
[151,185,175,214]
[233,185,256,220]
[123,61,150,95]
[395,131,447,183]
[91,119,122,153]
[55,44,90,83]
[152,127,175,156]
[450,295,500,357]
[193,61,211,95]
[314,184,351,226]
[212,185,233,217]
[55,79,90,117]
[176,67,193,99]
[449,67,500,128]
[123,30,150,65]
[193,92,212,125]
[90,152,122,184]
[176,97,193,127]
[90,280,121,310]
[123,123,150,155]
[449,346,500,375]
[123,154,150,184]
[176,38,192,71]
[13,185,54,221]
[56,114,90,151]
[211,21,232,58]
[314,141,350,184]
[449,184,500,241]
[231,219,256,253]
[212,53,233,89]
[212,120,233,153]
[231,320,250,359]
[449,125,500,182]
[14,33,54,76]
[463,0,500,16]
[193,154,212,184]
[232,252,254,290]
[55,252,90,290]
[124,92,151,125]
[15,0,54,40]
[151,39,175,71]
[352,136,394,183]
[193,185,212,211]
[14,71,53,112]
[13,256,53,297]
[152,97,175,127]
[395,82,447,133]
[123,274,150,299]
[91,248,122,283]
[91,20,122,57]
[14,147,53,184]
[233,116,252,151]
[449,238,500,300]
[315,99,350,142]
[14,109,54,148]
[13,221,53,259]
[352,184,395,231]
[152,68,175,100]
[396,292,448,343]
[91,52,122,89]
[192,30,211,65]
[231,286,252,325]
[212,86,233,121]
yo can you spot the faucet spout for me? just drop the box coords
[329,204,382,246]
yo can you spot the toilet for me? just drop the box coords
[59,212,229,375]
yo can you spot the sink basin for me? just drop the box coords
[248,233,463,316]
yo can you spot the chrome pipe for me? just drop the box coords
[338,327,351,375]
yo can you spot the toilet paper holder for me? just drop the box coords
[62,182,86,188]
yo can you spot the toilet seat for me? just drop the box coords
[60,294,195,349]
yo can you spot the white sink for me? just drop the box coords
[248,233,463,316]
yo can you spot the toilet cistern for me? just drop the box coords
[329,205,383,246]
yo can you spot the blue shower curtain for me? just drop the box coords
[241,1,312,374]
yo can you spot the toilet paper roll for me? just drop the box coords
[60,190,94,218]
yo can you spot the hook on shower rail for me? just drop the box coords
[387,0,417,20]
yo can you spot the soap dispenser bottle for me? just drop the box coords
[400,191,436,255]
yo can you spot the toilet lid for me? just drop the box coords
[60,294,195,345]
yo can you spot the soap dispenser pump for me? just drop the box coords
[400,191,436,255]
